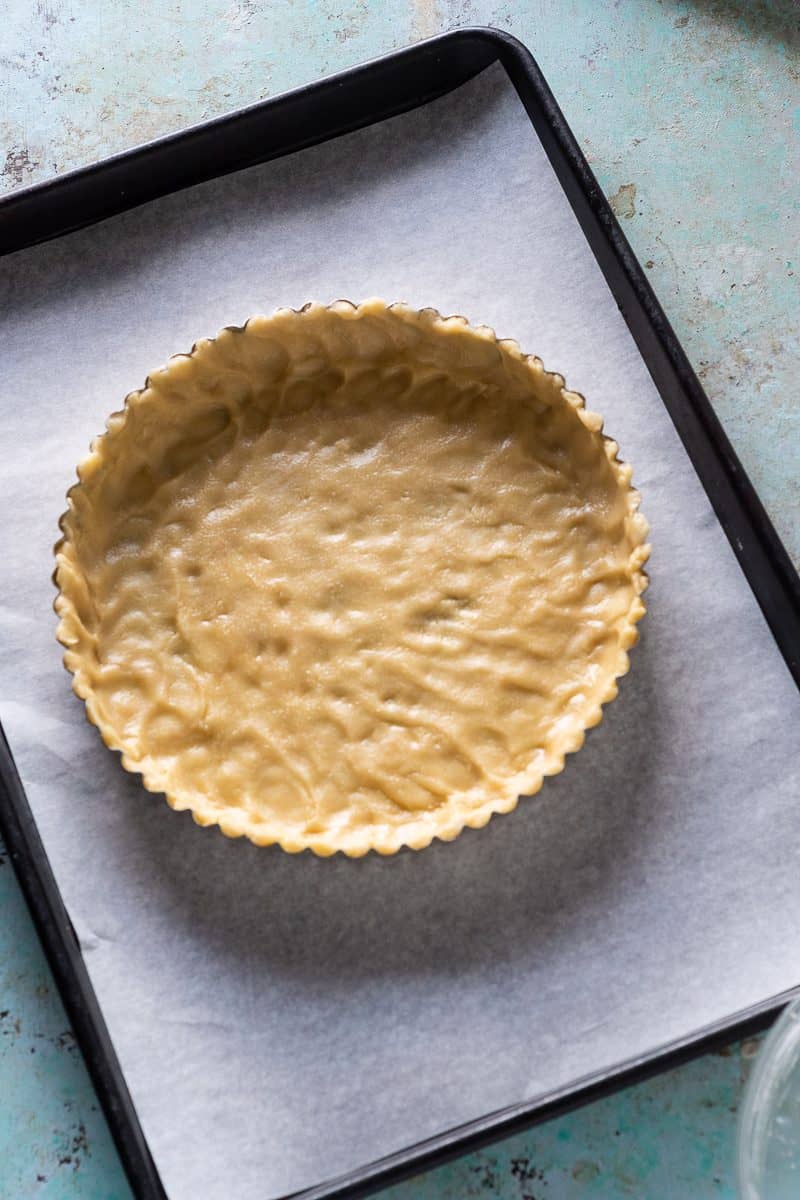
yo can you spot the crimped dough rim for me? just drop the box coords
[54,299,650,857]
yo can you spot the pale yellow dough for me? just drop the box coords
[55,301,649,856]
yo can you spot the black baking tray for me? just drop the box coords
[1,27,798,1200]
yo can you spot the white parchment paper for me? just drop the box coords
[1,65,798,1200]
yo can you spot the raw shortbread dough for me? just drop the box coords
[55,301,648,855]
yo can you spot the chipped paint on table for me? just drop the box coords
[1,0,797,1197]
[0,841,130,1198]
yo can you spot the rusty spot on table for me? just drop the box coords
[610,182,637,219]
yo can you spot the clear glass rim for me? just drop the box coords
[737,994,800,1199]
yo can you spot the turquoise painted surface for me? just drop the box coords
[0,843,132,1199]
[1,0,797,1196]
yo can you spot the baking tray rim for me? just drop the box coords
[1,24,799,1200]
